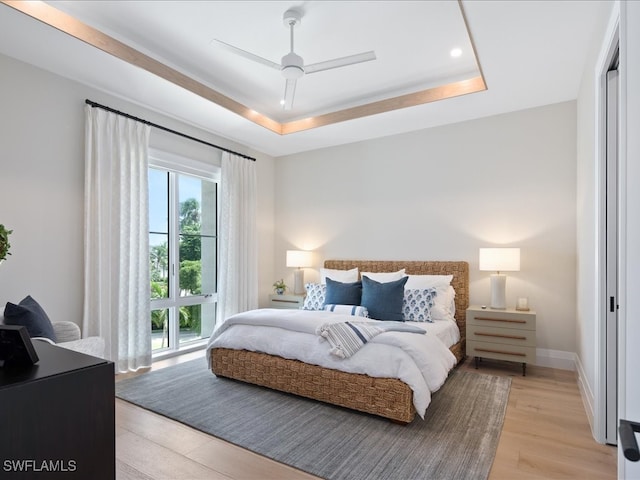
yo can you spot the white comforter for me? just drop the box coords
[205,308,457,418]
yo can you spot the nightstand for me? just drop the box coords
[466,305,536,376]
[269,293,305,309]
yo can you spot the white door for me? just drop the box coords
[605,68,618,445]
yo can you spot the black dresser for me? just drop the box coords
[0,341,114,479]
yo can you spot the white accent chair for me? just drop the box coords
[35,321,106,358]
[0,315,105,359]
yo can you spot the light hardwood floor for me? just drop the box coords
[115,351,617,479]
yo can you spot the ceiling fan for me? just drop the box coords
[213,8,376,110]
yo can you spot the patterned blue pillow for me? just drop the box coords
[302,283,326,310]
[402,288,437,322]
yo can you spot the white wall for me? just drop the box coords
[0,53,276,326]
[275,102,577,357]
[574,0,616,439]
[574,8,604,432]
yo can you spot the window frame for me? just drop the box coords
[148,148,220,358]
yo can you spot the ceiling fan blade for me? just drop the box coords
[305,51,376,74]
[282,78,297,110]
[212,39,280,70]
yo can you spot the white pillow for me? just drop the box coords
[431,285,456,321]
[361,269,405,283]
[404,274,453,289]
[324,304,369,317]
[320,267,359,285]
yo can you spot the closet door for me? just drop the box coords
[605,67,619,445]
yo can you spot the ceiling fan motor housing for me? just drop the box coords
[281,52,304,79]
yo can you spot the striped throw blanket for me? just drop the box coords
[317,321,426,358]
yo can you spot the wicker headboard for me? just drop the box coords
[324,260,469,351]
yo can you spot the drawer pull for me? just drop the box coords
[474,347,526,357]
[474,332,527,340]
[474,316,527,324]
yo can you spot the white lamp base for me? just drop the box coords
[293,269,305,295]
[489,274,507,309]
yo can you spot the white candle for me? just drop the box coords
[516,297,529,311]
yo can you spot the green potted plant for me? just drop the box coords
[272,279,287,295]
[0,224,12,263]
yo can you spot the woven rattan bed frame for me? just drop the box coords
[211,260,469,423]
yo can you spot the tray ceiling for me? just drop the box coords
[0,1,611,157]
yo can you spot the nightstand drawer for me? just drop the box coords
[467,340,536,364]
[269,294,305,309]
[467,309,535,331]
[467,324,536,347]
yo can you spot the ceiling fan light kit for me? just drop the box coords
[214,7,377,111]
[281,52,304,80]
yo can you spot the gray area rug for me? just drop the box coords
[116,358,511,480]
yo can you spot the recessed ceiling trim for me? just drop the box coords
[280,76,486,135]
[3,0,486,136]
[2,0,281,135]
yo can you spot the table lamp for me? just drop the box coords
[286,250,313,295]
[479,247,520,309]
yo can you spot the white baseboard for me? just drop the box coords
[574,354,596,436]
[535,348,577,371]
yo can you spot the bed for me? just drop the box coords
[208,260,469,423]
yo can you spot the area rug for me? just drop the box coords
[116,358,511,480]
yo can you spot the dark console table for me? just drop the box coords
[0,341,114,479]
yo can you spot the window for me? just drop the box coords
[148,151,219,356]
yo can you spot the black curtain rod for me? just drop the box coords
[85,99,256,162]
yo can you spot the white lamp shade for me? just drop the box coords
[479,248,520,272]
[286,250,313,268]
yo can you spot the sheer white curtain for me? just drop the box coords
[83,105,152,372]
[217,152,258,325]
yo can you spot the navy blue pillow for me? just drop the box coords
[361,275,409,321]
[4,295,57,342]
[324,278,362,306]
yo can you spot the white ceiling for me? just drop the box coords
[0,1,611,157]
